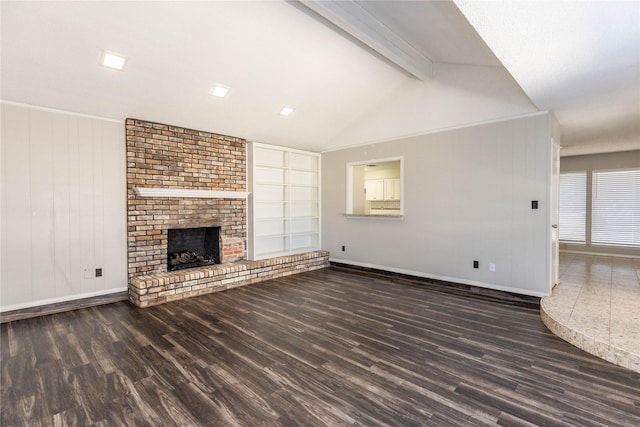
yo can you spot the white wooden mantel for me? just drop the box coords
[134,188,250,199]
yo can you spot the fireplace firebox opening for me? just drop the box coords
[167,226,221,271]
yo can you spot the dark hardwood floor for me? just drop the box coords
[2,267,639,426]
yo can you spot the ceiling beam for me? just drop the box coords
[298,0,433,81]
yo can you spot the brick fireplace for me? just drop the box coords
[126,119,329,307]
[126,119,247,278]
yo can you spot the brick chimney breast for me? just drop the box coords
[125,119,247,279]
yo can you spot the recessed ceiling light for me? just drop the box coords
[210,85,229,98]
[100,51,127,71]
[279,106,294,116]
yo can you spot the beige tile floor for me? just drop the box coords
[541,252,640,373]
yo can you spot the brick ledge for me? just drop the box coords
[128,250,329,307]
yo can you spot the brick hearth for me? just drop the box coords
[129,251,329,307]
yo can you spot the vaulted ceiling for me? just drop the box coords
[455,0,640,156]
[2,1,638,156]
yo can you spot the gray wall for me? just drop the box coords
[560,150,640,257]
[322,113,553,297]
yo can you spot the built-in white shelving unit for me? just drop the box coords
[248,142,321,260]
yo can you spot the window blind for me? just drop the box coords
[592,169,640,247]
[559,172,586,243]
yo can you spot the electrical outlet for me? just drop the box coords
[473,260,479,269]
[84,269,93,279]
[96,268,103,277]
[489,263,496,272]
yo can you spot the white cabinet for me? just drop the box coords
[384,178,400,200]
[365,179,384,200]
[248,143,320,260]
[365,178,400,201]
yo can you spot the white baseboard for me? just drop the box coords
[0,287,128,313]
[329,258,549,298]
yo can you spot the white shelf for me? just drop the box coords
[256,217,290,221]
[256,165,289,170]
[289,246,318,253]
[256,233,287,239]
[255,182,288,187]
[289,167,318,173]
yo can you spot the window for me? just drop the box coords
[346,158,403,217]
[559,172,586,243]
[592,169,640,247]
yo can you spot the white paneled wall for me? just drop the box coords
[1,103,127,311]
